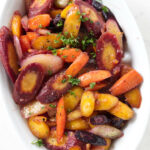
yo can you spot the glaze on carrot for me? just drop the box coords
[110,69,143,96]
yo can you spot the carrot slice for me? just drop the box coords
[28,14,51,30]
[26,32,39,41]
[65,52,89,77]
[20,35,31,53]
[110,69,143,96]
[56,97,66,143]
[57,48,82,63]
[11,11,22,37]
[78,70,111,87]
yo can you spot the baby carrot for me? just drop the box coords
[28,14,51,30]
[56,97,66,143]
[57,48,82,63]
[110,69,143,96]
[65,52,89,77]
[78,70,111,87]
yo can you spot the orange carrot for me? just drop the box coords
[11,11,22,37]
[78,70,111,87]
[57,48,82,63]
[65,52,89,77]
[110,69,143,96]
[26,32,39,41]
[56,97,66,143]
[28,14,51,30]
[85,83,107,91]
[20,35,31,52]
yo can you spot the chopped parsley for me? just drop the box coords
[60,34,79,47]
[47,32,51,35]
[48,70,52,75]
[54,40,59,44]
[68,75,80,86]
[49,104,57,108]
[90,52,96,58]
[32,139,44,147]
[41,106,45,110]
[81,35,96,50]
[38,24,43,28]
[90,82,96,89]
[102,6,109,13]
[47,46,53,50]
[64,132,68,136]
[77,11,93,23]
[57,20,63,27]
[67,109,72,113]
[63,55,67,58]
[62,78,67,83]
[51,49,57,55]
[68,90,76,97]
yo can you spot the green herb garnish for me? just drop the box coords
[67,109,72,113]
[90,52,96,58]
[38,24,43,28]
[48,70,52,75]
[90,82,96,89]
[41,106,45,110]
[57,20,63,27]
[60,34,79,47]
[52,49,57,55]
[81,35,96,50]
[102,6,109,13]
[68,90,76,97]
[63,55,67,58]
[64,132,68,136]
[32,139,44,147]
[47,32,51,35]
[62,78,67,83]
[68,75,80,86]
[49,104,57,108]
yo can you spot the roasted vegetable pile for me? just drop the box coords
[0,0,143,149]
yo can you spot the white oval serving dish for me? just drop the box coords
[0,0,150,150]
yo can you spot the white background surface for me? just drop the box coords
[0,0,150,150]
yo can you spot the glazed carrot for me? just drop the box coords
[65,52,89,77]
[11,11,22,37]
[125,87,142,108]
[26,32,39,41]
[61,3,76,19]
[20,35,31,52]
[56,97,66,143]
[28,14,51,30]
[108,101,134,120]
[78,70,111,87]
[85,83,107,91]
[110,69,143,96]
[57,48,82,63]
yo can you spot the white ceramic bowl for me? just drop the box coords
[0,0,150,150]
